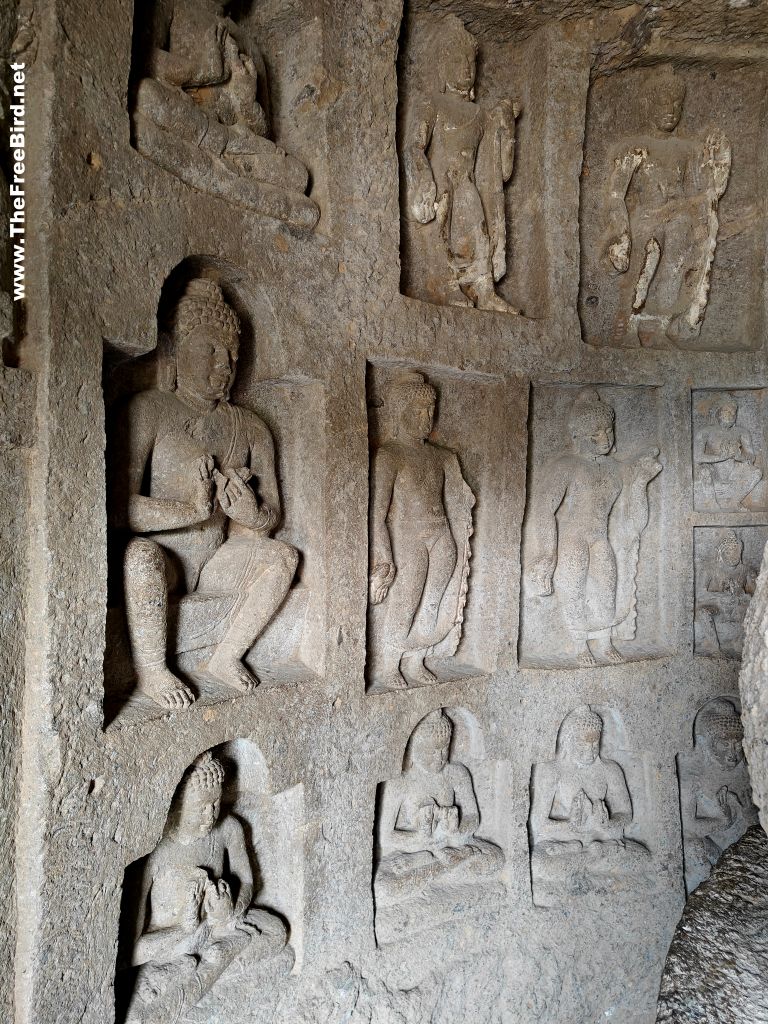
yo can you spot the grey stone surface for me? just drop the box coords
[656,825,768,1023]
[5,1,768,1022]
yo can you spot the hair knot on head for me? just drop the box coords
[405,709,453,767]
[558,705,603,752]
[697,698,742,743]
[171,278,241,342]
[182,750,225,794]
[389,370,437,405]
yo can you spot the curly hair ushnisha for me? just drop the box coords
[179,750,225,796]
[695,698,743,744]
[716,529,743,563]
[404,709,453,769]
[567,388,615,442]
[157,278,241,392]
[557,705,603,756]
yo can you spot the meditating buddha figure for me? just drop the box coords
[374,709,503,905]
[125,751,286,1023]
[368,371,473,690]
[113,277,298,710]
[694,395,763,510]
[529,705,650,904]
[679,698,756,893]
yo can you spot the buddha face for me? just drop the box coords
[715,402,738,429]
[411,736,449,773]
[649,79,685,133]
[564,727,601,766]
[176,783,223,838]
[575,418,614,457]
[176,325,238,404]
[398,394,435,442]
[442,42,476,97]
[707,730,744,770]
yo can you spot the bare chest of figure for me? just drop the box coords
[551,764,609,816]
[561,458,622,532]
[389,444,446,520]
[150,402,249,502]
[430,96,484,178]
[398,773,456,826]
[151,831,225,926]
[627,137,695,208]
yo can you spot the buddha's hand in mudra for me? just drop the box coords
[369,562,396,605]
[203,878,236,928]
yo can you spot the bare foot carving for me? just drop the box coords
[589,638,625,665]
[136,665,196,710]
[205,650,260,693]
[400,654,438,687]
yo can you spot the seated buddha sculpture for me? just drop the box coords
[374,709,503,905]
[124,751,287,1023]
[131,0,318,229]
[112,277,298,710]
[529,705,650,903]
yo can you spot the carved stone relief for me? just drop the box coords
[528,706,652,908]
[677,697,756,894]
[116,749,292,1024]
[694,527,765,659]
[580,62,768,351]
[129,0,319,230]
[398,13,522,313]
[693,390,768,512]
[367,370,474,691]
[106,274,305,721]
[521,385,664,668]
[373,709,505,944]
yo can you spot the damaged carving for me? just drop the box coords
[130,0,319,229]
[604,65,730,347]
[677,697,756,894]
[401,15,521,313]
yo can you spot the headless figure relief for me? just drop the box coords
[695,531,756,658]
[368,372,474,690]
[375,710,503,905]
[605,65,730,347]
[131,0,317,228]
[678,698,756,894]
[529,706,650,902]
[124,752,286,1023]
[528,388,662,666]
[403,15,521,313]
[694,396,763,510]
[114,279,297,710]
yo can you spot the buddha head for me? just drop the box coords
[645,65,685,134]
[716,530,743,569]
[388,370,437,443]
[434,15,478,100]
[169,750,225,840]
[713,396,739,430]
[161,278,241,405]
[405,709,453,773]
[695,698,744,770]
[568,388,615,458]
[557,705,603,766]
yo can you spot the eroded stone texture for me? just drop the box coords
[739,539,768,834]
[656,826,768,1023]
[9,0,768,1022]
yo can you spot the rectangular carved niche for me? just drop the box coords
[694,526,768,659]
[366,361,524,693]
[692,389,768,512]
[520,384,669,669]
[397,7,546,318]
[104,361,327,729]
[580,62,768,351]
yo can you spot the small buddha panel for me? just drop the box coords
[694,527,767,659]
[692,389,768,512]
